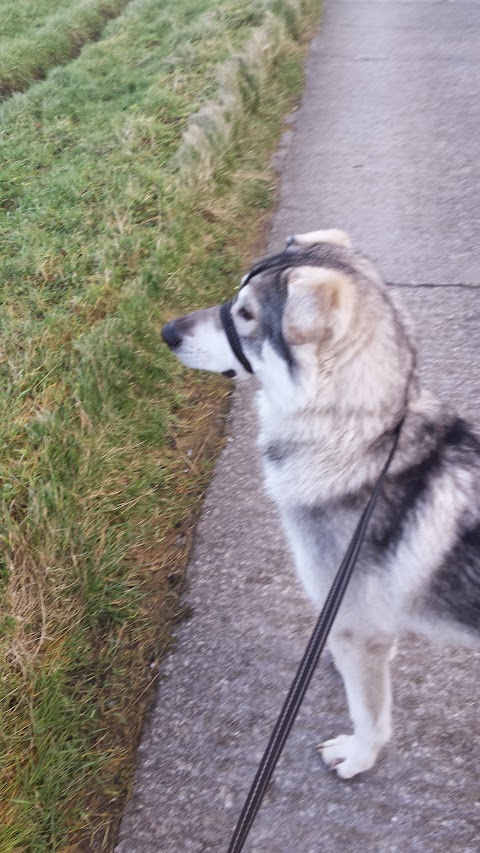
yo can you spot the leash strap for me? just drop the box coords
[226,421,403,853]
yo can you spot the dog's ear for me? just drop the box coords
[283,266,353,345]
[286,228,352,249]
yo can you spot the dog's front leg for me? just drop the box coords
[319,631,395,779]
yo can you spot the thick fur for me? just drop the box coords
[162,229,480,778]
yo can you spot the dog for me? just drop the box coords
[162,229,480,779]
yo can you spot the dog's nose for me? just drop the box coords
[162,322,182,349]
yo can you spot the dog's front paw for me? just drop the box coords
[318,734,381,779]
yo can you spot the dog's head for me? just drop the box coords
[162,229,415,412]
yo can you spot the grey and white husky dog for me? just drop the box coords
[162,229,480,779]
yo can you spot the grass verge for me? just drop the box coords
[0,0,131,97]
[0,0,322,849]
[0,0,75,41]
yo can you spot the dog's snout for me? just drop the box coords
[162,321,182,350]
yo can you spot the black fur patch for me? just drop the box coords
[371,442,442,553]
[257,269,295,371]
[263,439,296,464]
[371,417,480,555]
[442,416,480,458]
[427,522,480,632]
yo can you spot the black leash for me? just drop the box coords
[226,420,403,853]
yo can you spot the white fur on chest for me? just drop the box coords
[256,389,359,603]
[256,389,378,507]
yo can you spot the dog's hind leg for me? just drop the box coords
[319,631,395,779]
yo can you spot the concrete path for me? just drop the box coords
[117,2,480,851]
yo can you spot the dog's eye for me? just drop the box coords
[238,306,254,322]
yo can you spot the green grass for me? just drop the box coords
[0,0,268,285]
[0,0,321,848]
[0,0,132,96]
[0,0,74,40]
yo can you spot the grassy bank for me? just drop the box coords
[0,0,321,849]
[0,0,134,97]
[0,0,74,40]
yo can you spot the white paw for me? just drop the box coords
[318,734,381,779]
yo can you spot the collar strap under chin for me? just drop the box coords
[220,299,254,374]
[219,255,293,376]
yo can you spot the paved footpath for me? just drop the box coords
[117,2,480,851]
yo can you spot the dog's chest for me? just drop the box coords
[261,443,360,560]
[260,434,347,507]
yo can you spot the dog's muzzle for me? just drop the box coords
[162,253,292,375]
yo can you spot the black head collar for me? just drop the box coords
[219,253,293,376]
[219,300,254,374]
